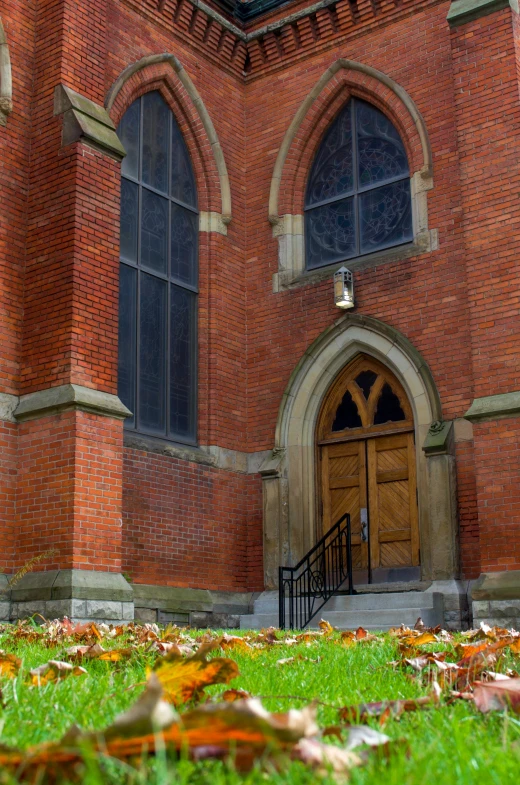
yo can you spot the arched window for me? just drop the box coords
[117,92,198,443]
[305,98,412,270]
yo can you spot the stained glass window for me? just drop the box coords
[117,92,198,443]
[305,99,412,269]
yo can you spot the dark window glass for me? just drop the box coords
[170,285,197,438]
[355,370,378,400]
[141,189,168,274]
[305,99,412,269]
[118,265,137,428]
[306,197,356,269]
[139,273,167,433]
[306,103,353,206]
[374,383,406,425]
[360,180,412,255]
[120,179,138,263]
[119,99,140,180]
[332,390,362,431]
[117,92,198,444]
[171,118,198,208]
[142,92,169,193]
[356,102,409,188]
[171,203,198,286]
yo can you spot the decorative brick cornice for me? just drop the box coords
[122,0,446,79]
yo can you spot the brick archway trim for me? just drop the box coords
[0,17,13,127]
[268,58,433,224]
[105,54,232,224]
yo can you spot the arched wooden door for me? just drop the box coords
[317,355,419,582]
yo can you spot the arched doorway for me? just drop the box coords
[317,354,419,583]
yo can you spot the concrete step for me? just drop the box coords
[253,590,440,614]
[239,589,444,631]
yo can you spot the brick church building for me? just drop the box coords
[1,0,519,629]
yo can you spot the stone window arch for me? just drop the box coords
[0,18,13,127]
[305,97,413,269]
[269,60,438,290]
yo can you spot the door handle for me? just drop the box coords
[360,508,368,542]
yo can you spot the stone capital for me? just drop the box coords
[14,384,132,422]
[54,84,126,160]
[464,390,520,423]
[447,0,518,27]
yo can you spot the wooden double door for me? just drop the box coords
[318,356,419,578]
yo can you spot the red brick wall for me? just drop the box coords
[449,9,520,571]
[0,422,17,573]
[473,420,520,573]
[122,448,263,591]
[0,1,36,575]
[2,0,520,588]
[16,410,123,573]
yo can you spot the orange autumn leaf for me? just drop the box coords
[402,631,437,647]
[221,689,251,702]
[455,641,490,661]
[151,643,239,705]
[97,648,136,662]
[0,676,318,778]
[318,620,334,635]
[28,660,87,687]
[0,652,21,679]
[220,635,252,652]
[508,637,520,655]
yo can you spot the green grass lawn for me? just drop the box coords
[0,625,519,784]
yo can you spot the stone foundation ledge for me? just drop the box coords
[133,584,259,628]
[425,580,472,630]
[1,571,259,627]
[0,573,8,621]
[471,570,520,628]
[4,570,134,624]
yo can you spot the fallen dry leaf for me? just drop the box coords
[151,642,239,705]
[219,635,252,652]
[318,620,335,635]
[402,631,437,647]
[29,660,87,686]
[472,678,520,714]
[0,652,22,679]
[292,738,361,780]
[338,696,434,726]
[221,689,251,702]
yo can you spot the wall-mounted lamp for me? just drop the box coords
[334,266,354,309]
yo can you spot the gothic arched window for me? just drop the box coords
[305,98,412,270]
[117,91,198,443]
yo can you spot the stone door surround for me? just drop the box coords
[259,314,459,589]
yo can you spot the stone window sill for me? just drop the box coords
[273,230,438,292]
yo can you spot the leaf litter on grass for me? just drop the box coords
[0,616,519,781]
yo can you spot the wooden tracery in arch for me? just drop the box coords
[317,354,414,443]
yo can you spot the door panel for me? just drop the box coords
[367,432,419,569]
[321,441,368,569]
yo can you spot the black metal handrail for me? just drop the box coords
[278,513,354,630]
